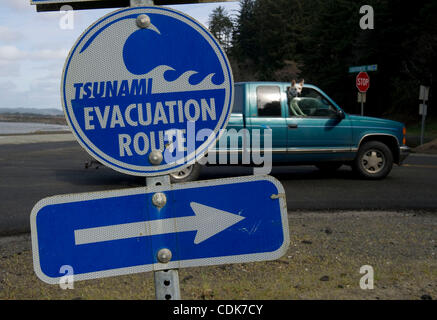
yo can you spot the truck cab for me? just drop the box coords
[170,82,410,182]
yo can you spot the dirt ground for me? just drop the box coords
[414,138,437,154]
[0,211,435,300]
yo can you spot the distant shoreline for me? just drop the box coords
[0,113,67,126]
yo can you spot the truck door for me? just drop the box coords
[286,86,353,158]
[246,84,287,154]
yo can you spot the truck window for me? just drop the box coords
[288,87,337,118]
[256,86,282,117]
[232,85,244,114]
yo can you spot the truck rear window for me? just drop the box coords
[256,86,281,117]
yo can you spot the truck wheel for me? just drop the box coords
[353,141,393,179]
[316,162,343,172]
[169,163,201,183]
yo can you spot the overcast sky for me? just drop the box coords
[0,0,239,110]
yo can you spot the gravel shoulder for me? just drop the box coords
[0,210,435,300]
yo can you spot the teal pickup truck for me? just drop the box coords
[170,82,410,182]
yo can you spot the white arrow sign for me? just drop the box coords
[74,202,245,246]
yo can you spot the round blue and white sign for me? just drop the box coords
[61,6,233,176]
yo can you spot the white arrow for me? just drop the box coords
[74,202,245,246]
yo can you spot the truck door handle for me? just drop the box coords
[288,124,298,129]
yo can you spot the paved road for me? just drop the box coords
[1,140,437,235]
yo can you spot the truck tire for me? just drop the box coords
[169,163,201,183]
[353,141,393,180]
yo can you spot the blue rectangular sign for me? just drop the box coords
[349,64,378,73]
[30,176,289,284]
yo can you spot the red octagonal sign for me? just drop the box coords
[356,72,370,93]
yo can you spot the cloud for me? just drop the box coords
[0,80,30,108]
[34,48,69,59]
[0,45,68,60]
[0,60,21,76]
[0,77,60,109]
[0,45,27,60]
[0,26,24,43]
[3,0,31,12]
[0,80,18,92]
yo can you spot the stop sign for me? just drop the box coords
[356,72,370,92]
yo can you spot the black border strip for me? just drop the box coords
[35,0,235,12]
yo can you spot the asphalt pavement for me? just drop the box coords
[1,139,437,236]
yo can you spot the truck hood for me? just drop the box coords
[347,114,404,129]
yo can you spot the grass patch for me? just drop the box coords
[406,117,437,138]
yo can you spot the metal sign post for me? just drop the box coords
[358,92,366,117]
[419,85,430,145]
[146,174,181,300]
[133,0,178,301]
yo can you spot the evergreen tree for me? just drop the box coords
[230,0,437,119]
[208,6,234,52]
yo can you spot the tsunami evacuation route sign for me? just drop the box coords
[61,6,234,176]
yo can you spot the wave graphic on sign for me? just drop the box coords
[146,65,225,94]
[67,17,226,95]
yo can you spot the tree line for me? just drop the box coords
[208,0,437,122]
